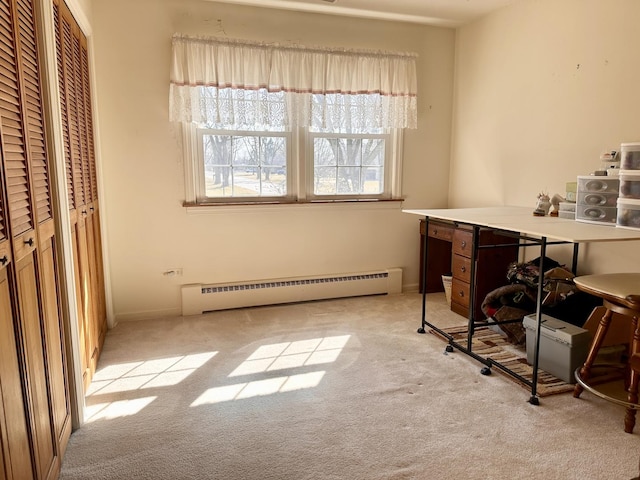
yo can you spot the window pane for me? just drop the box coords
[205,166,232,197]
[340,139,362,166]
[362,139,384,166]
[231,169,262,197]
[314,167,337,195]
[234,136,258,168]
[313,138,338,166]
[363,167,383,194]
[201,131,287,199]
[337,166,362,194]
[311,134,387,197]
[261,137,286,169]
[204,135,232,166]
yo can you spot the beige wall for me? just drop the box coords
[61,0,93,35]
[91,0,455,320]
[451,0,640,272]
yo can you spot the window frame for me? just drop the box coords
[182,124,403,206]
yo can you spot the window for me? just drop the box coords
[187,122,401,204]
[170,36,417,206]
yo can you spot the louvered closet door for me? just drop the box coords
[79,32,106,358]
[0,0,70,478]
[80,30,103,342]
[51,5,89,395]
[0,269,34,480]
[0,188,34,479]
[71,24,97,377]
[55,0,91,389]
[17,0,71,458]
[0,0,56,474]
[54,0,106,392]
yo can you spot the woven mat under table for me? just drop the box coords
[429,325,621,397]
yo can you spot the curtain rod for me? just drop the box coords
[172,34,418,59]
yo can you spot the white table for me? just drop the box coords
[404,206,640,404]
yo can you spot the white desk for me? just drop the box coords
[404,206,640,404]
[404,206,640,243]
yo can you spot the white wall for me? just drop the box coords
[451,0,640,272]
[91,0,455,320]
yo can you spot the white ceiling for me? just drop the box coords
[206,0,520,27]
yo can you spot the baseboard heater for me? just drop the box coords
[181,268,402,315]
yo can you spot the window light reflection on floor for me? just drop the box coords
[190,334,350,406]
[85,396,157,423]
[87,352,218,396]
[191,371,326,406]
[229,335,350,377]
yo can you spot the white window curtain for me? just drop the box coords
[169,35,418,130]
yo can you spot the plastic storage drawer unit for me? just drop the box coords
[523,313,591,384]
[619,171,640,199]
[577,191,619,207]
[558,201,576,219]
[617,199,640,230]
[576,205,617,224]
[621,142,640,170]
[577,175,620,193]
[576,175,619,225]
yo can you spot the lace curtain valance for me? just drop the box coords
[169,35,418,129]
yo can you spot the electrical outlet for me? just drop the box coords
[163,268,183,277]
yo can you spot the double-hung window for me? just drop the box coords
[170,36,417,205]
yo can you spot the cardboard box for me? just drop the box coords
[523,314,591,383]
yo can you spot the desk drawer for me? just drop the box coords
[451,277,470,309]
[452,229,473,258]
[420,221,454,242]
[428,223,453,242]
[451,254,471,283]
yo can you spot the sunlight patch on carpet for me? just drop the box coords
[87,352,218,396]
[229,335,350,377]
[190,335,346,406]
[85,396,157,423]
[190,371,326,406]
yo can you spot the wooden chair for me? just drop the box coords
[572,273,640,434]
[631,354,640,479]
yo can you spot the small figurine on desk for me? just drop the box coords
[548,193,564,217]
[533,192,551,216]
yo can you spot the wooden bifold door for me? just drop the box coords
[0,0,107,478]
[53,0,107,393]
[0,0,72,478]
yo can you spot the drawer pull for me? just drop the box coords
[460,266,466,273]
[461,240,467,248]
[0,256,7,266]
[433,229,438,235]
[458,290,465,297]
[24,238,34,247]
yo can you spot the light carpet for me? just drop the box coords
[60,293,640,480]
